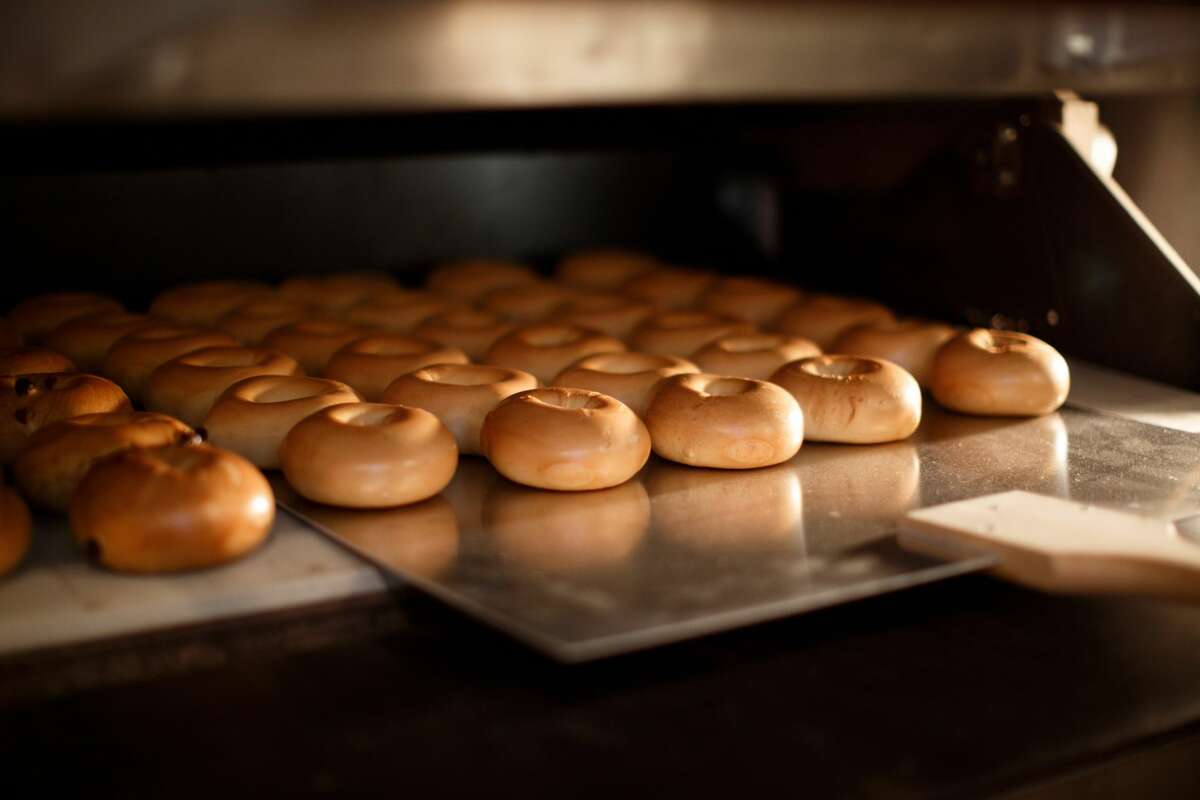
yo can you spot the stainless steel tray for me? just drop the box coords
[277,396,1200,662]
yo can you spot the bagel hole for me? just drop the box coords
[421,364,513,386]
[701,377,756,396]
[253,379,332,403]
[331,404,403,426]
[434,309,502,329]
[800,356,880,378]
[654,311,717,330]
[182,348,268,368]
[978,330,1028,353]
[521,326,585,347]
[717,334,784,353]
[581,352,673,374]
[351,336,431,356]
[535,389,607,410]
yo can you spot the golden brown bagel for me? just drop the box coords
[203,375,359,468]
[101,324,239,403]
[343,290,459,333]
[480,281,576,323]
[832,319,957,387]
[623,267,714,310]
[8,292,123,343]
[278,272,398,314]
[324,334,469,401]
[773,294,895,349]
[42,311,158,372]
[280,403,458,508]
[484,323,626,385]
[0,486,32,577]
[690,333,821,380]
[261,319,366,375]
[1,373,131,463]
[629,310,755,358]
[552,351,698,417]
[700,277,802,327]
[554,249,659,291]
[144,346,302,427]
[382,363,537,455]
[0,346,76,376]
[483,479,650,572]
[771,355,921,444]
[412,308,515,362]
[13,411,196,512]
[481,387,651,491]
[148,280,271,327]
[426,259,539,301]
[929,328,1070,417]
[643,373,804,469]
[69,443,274,573]
[547,292,656,339]
[216,298,314,345]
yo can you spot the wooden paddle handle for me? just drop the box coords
[901,491,1200,603]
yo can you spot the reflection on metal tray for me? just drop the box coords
[277,406,1200,662]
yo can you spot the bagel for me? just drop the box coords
[101,324,239,403]
[261,319,367,375]
[324,334,469,401]
[554,249,659,291]
[42,311,158,371]
[216,298,314,345]
[280,402,458,508]
[552,351,697,416]
[643,373,804,469]
[8,292,123,343]
[0,346,76,376]
[771,355,921,444]
[547,292,656,339]
[929,328,1070,416]
[426,259,539,300]
[832,319,957,386]
[629,310,754,358]
[412,308,515,362]
[480,281,576,323]
[149,281,271,327]
[13,411,197,512]
[382,363,537,455]
[484,323,625,384]
[623,267,714,310]
[69,443,274,573]
[144,346,303,427]
[0,317,19,347]
[700,277,802,326]
[690,333,821,380]
[0,486,32,577]
[481,387,651,490]
[202,375,360,468]
[772,294,895,349]
[279,272,398,314]
[1,373,131,463]
[343,290,459,333]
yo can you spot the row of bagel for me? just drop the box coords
[0,249,1069,577]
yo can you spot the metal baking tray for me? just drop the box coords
[277,369,1200,661]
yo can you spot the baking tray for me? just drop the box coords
[276,375,1200,661]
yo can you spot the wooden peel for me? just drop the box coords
[899,491,1200,603]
